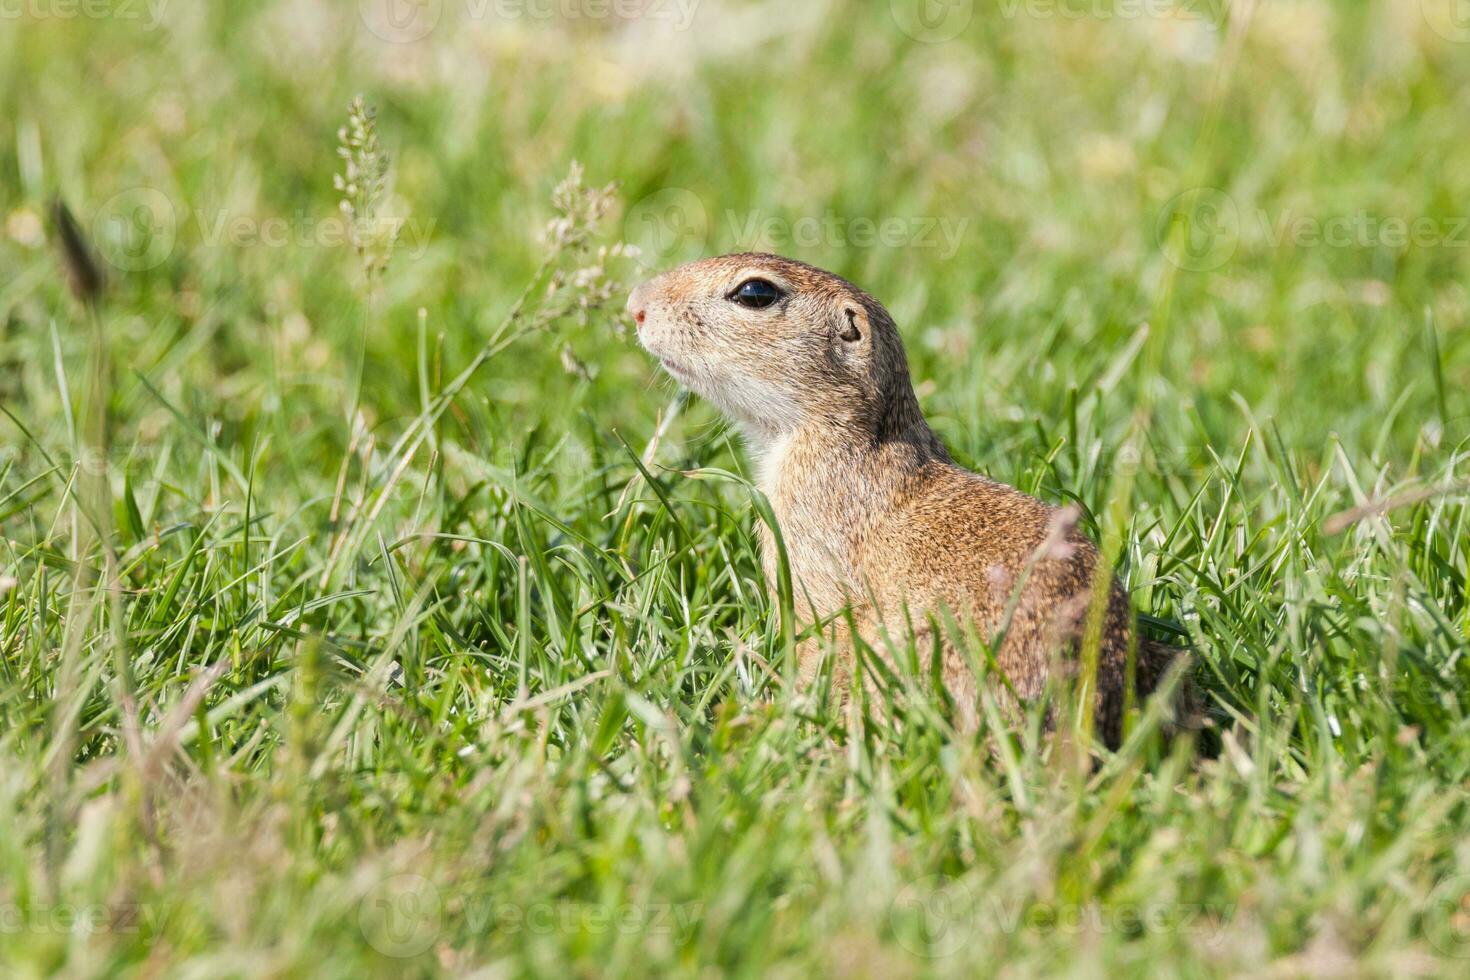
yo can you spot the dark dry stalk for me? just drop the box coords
[49,196,169,877]
[49,198,106,308]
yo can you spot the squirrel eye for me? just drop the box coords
[728,278,784,310]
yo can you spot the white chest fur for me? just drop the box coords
[747,430,860,606]
[752,431,792,496]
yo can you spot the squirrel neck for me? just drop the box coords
[746,399,949,604]
[747,387,951,533]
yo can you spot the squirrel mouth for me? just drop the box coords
[659,357,695,382]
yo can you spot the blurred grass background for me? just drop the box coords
[1,1,1469,976]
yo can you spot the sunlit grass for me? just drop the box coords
[1,2,1468,976]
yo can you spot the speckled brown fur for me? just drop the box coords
[627,253,1179,746]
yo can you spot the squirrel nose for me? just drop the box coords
[626,288,648,330]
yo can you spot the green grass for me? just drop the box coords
[2,1,1469,976]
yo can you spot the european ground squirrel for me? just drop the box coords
[627,253,1181,745]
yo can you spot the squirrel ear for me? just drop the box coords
[839,307,865,343]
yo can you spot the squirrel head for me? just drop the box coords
[627,253,921,444]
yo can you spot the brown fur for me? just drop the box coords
[628,253,1179,746]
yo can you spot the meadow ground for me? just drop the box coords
[2,1,1469,976]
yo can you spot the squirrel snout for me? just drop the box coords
[625,287,648,330]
